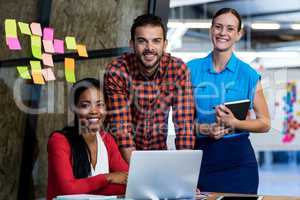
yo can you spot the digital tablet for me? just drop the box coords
[216,196,263,200]
[224,99,250,120]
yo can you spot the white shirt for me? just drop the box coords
[90,132,109,176]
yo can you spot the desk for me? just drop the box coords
[204,193,300,200]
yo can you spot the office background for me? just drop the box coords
[0,0,300,199]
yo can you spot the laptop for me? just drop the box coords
[125,150,203,200]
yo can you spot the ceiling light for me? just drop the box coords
[290,24,300,30]
[167,22,184,28]
[184,22,211,29]
[251,23,280,30]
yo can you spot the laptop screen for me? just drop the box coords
[125,150,203,199]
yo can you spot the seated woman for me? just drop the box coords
[47,78,128,200]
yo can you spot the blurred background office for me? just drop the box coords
[0,0,300,199]
[166,0,300,196]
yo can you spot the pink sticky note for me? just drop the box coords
[42,53,54,67]
[43,27,54,40]
[30,22,42,36]
[53,39,64,54]
[41,68,56,81]
[6,37,21,50]
[43,40,55,53]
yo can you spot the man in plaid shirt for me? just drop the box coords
[104,14,195,163]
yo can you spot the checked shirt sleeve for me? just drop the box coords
[172,60,195,149]
[104,63,135,148]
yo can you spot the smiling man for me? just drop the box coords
[104,14,195,163]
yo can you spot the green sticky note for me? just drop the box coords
[31,35,42,59]
[17,66,32,79]
[65,36,77,50]
[30,60,42,70]
[5,19,17,37]
[18,22,31,35]
[64,58,76,83]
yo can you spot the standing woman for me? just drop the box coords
[188,8,270,194]
[47,78,128,200]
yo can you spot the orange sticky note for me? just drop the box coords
[42,68,56,81]
[30,61,45,84]
[64,58,76,83]
[77,44,88,57]
[42,53,54,67]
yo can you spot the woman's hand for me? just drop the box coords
[208,123,231,140]
[195,122,231,140]
[106,172,128,184]
[215,105,239,129]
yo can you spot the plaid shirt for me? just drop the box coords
[104,53,195,150]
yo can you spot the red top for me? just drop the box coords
[104,53,195,150]
[47,130,128,200]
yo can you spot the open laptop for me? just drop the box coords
[125,150,203,200]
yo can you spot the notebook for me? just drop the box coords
[125,150,203,200]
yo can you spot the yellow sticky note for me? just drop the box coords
[30,61,45,84]
[17,66,32,79]
[42,68,56,81]
[18,22,31,35]
[31,35,42,59]
[65,36,77,50]
[77,44,88,57]
[5,19,17,37]
[64,58,76,83]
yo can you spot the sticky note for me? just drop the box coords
[43,27,54,40]
[53,39,64,54]
[17,66,32,79]
[18,22,31,35]
[65,36,77,50]
[5,19,17,37]
[64,58,76,83]
[6,37,21,50]
[30,61,45,84]
[43,40,55,53]
[42,68,56,81]
[76,44,88,57]
[31,35,42,59]
[30,22,42,36]
[42,53,54,67]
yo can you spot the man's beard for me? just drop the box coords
[137,50,163,70]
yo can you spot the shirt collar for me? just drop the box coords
[206,52,237,73]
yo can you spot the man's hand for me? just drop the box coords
[120,147,136,164]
